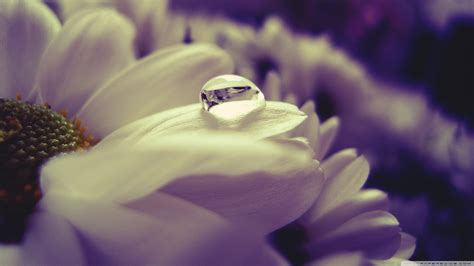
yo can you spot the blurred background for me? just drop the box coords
[46,0,474,261]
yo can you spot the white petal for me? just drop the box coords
[304,149,365,220]
[394,233,416,259]
[52,0,112,22]
[97,101,307,148]
[20,211,85,265]
[310,252,365,266]
[36,9,135,117]
[319,155,369,211]
[284,93,298,105]
[292,100,320,152]
[115,0,165,29]
[308,211,401,260]
[371,258,406,266]
[262,71,282,101]
[308,189,389,237]
[162,162,323,233]
[305,189,389,233]
[321,148,358,179]
[258,16,293,60]
[262,245,290,266]
[41,132,315,203]
[41,132,319,234]
[115,0,168,55]
[77,44,234,138]
[42,191,273,265]
[271,137,315,158]
[0,244,21,266]
[0,0,59,99]
[315,116,340,159]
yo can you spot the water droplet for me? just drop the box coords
[200,75,265,119]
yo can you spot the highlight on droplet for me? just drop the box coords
[200,74,265,119]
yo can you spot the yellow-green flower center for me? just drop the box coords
[0,98,90,242]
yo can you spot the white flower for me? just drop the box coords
[1,1,327,264]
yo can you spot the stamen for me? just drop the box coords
[0,97,94,242]
[59,110,68,118]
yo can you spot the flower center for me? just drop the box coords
[0,98,91,242]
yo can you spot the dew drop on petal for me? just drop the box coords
[200,75,265,119]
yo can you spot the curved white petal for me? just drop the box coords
[20,211,86,265]
[41,132,319,233]
[161,163,323,233]
[308,211,401,260]
[51,0,112,22]
[292,100,320,152]
[310,252,364,266]
[319,155,370,210]
[372,258,406,266]
[284,93,298,105]
[258,17,293,61]
[315,116,340,160]
[263,71,282,101]
[320,148,358,178]
[41,191,273,265]
[0,244,21,266]
[41,132,314,202]
[115,0,165,29]
[0,0,60,99]
[271,137,315,158]
[262,245,290,266]
[393,233,416,259]
[78,44,234,138]
[115,0,168,55]
[97,101,307,148]
[304,149,363,220]
[305,189,389,232]
[36,8,135,117]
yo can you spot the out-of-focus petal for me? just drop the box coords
[0,244,21,266]
[115,0,163,29]
[305,151,367,221]
[150,12,187,50]
[372,258,406,266]
[310,252,365,266]
[258,17,293,62]
[263,245,290,266]
[284,93,298,105]
[115,0,168,55]
[305,189,389,232]
[35,9,135,117]
[20,211,85,265]
[77,44,233,138]
[0,0,60,99]
[315,116,340,159]
[42,191,272,265]
[262,71,282,101]
[97,101,307,148]
[308,211,401,260]
[393,233,416,259]
[49,0,112,22]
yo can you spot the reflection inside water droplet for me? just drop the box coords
[200,75,265,119]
